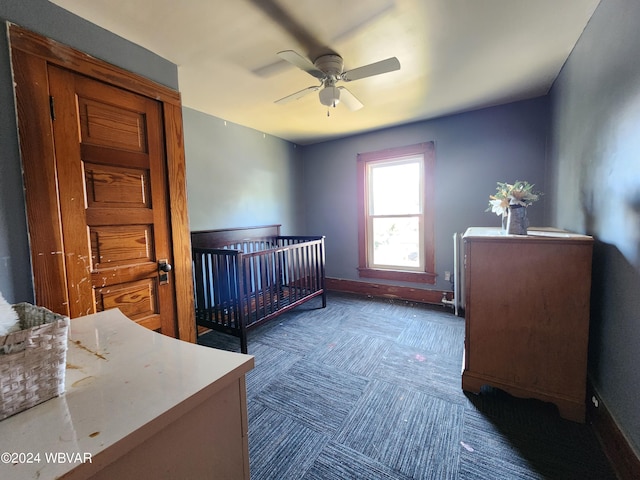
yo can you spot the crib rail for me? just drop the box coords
[192,235,325,353]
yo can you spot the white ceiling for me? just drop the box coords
[49,0,600,145]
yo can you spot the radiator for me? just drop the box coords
[453,232,465,316]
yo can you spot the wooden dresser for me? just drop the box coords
[461,227,593,422]
[0,309,254,480]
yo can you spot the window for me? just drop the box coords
[357,142,435,284]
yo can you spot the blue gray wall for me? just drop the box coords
[0,0,178,303]
[183,108,303,234]
[301,97,550,291]
[548,0,640,455]
[2,0,639,459]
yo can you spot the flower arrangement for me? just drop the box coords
[487,181,541,216]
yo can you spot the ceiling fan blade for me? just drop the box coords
[338,87,364,111]
[277,50,325,79]
[275,85,320,104]
[342,57,401,82]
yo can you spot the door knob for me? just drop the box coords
[158,259,172,284]
[158,260,172,272]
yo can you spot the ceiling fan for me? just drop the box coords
[274,50,401,111]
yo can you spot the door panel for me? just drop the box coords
[85,163,151,209]
[90,226,154,267]
[95,279,159,326]
[78,97,148,152]
[48,65,177,336]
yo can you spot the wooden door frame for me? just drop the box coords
[9,24,196,343]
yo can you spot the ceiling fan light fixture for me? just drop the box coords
[319,85,340,107]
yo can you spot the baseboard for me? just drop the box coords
[587,381,640,480]
[325,277,453,306]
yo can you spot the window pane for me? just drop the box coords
[370,161,420,215]
[372,217,420,268]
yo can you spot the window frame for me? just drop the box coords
[366,156,425,272]
[357,142,436,284]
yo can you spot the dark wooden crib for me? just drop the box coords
[191,225,326,353]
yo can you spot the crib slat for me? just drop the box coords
[192,250,205,319]
[303,243,310,296]
[294,243,302,302]
[309,243,317,292]
[289,246,298,304]
[257,254,267,321]
[268,252,276,312]
[296,243,304,298]
[297,245,304,301]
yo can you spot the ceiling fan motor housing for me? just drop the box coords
[314,54,344,77]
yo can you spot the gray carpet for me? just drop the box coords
[198,292,616,480]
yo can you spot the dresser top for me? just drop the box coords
[463,227,593,241]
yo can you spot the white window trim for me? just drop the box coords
[365,156,425,272]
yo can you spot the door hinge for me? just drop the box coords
[49,96,55,121]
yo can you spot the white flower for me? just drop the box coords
[488,198,508,216]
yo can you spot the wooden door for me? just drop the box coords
[46,65,176,335]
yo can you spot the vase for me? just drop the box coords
[501,212,508,234]
[507,205,528,235]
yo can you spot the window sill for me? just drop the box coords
[357,268,436,285]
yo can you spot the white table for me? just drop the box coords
[0,309,254,479]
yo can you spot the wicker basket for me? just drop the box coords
[0,303,69,420]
